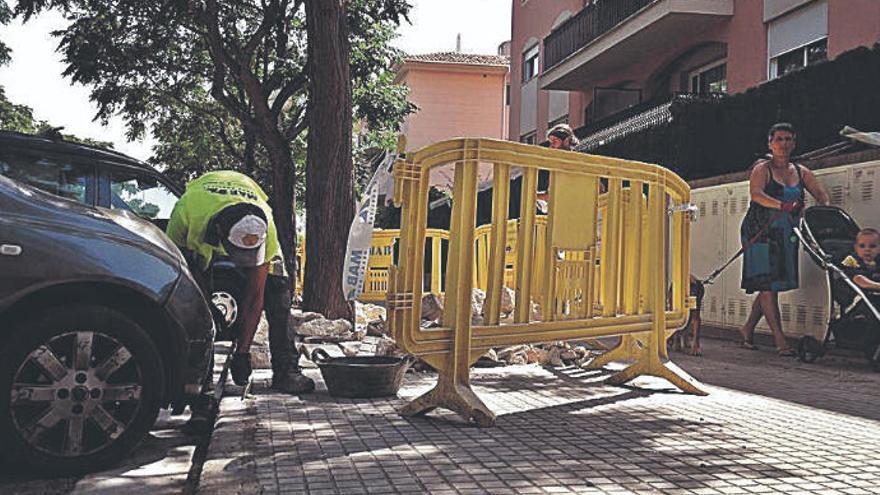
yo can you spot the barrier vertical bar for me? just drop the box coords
[623,183,643,315]
[515,167,538,323]
[484,163,511,325]
[431,236,442,294]
[601,179,622,316]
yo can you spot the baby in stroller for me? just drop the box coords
[841,228,880,292]
[794,208,880,369]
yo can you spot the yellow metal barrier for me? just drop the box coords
[473,217,547,298]
[387,137,703,426]
[359,229,449,302]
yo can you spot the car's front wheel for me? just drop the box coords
[0,304,164,474]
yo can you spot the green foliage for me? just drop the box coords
[13,0,413,187]
[0,0,11,65]
[0,86,42,133]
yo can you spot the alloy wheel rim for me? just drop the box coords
[9,331,144,457]
[211,291,238,327]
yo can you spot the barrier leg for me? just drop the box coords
[605,186,706,396]
[606,353,707,396]
[582,334,645,369]
[399,370,495,427]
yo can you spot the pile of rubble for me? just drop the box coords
[260,287,602,371]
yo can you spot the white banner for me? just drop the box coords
[342,151,396,301]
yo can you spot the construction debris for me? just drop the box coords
[290,311,364,340]
[484,341,599,367]
[421,293,444,321]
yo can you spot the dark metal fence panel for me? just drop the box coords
[571,45,880,181]
[544,0,655,70]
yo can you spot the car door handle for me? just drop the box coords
[1,244,22,256]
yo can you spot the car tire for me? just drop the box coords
[0,304,164,474]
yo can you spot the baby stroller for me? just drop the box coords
[792,206,880,371]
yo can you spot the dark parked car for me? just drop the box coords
[0,130,244,331]
[0,143,214,473]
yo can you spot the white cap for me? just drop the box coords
[227,214,267,249]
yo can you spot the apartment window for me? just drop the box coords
[767,0,827,79]
[522,45,539,83]
[520,132,537,145]
[689,60,727,94]
[770,38,827,78]
[505,83,511,105]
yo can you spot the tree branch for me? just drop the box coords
[270,74,307,116]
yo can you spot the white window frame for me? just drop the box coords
[521,44,540,83]
[520,131,537,145]
[768,37,827,79]
[688,58,727,94]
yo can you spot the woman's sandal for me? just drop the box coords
[740,341,758,350]
[777,347,796,357]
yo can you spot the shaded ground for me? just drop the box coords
[199,337,880,494]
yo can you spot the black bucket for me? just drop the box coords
[310,348,413,398]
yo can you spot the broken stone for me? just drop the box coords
[252,314,270,346]
[483,348,499,362]
[559,349,578,362]
[500,286,515,315]
[421,293,444,321]
[294,316,355,340]
[471,288,486,323]
[366,319,387,337]
[508,352,527,365]
[355,302,387,334]
[375,337,403,357]
[251,344,271,369]
[497,344,529,360]
[547,347,564,367]
[525,347,549,364]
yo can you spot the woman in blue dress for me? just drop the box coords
[739,123,830,356]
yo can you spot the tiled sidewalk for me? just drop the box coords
[199,339,880,494]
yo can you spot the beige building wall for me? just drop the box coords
[397,58,509,152]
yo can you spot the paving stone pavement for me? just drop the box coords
[199,337,880,494]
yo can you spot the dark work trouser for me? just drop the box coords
[264,274,301,375]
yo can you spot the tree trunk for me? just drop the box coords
[262,134,297,287]
[303,0,355,320]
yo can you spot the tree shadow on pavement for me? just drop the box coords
[248,365,808,493]
[0,413,198,494]
[674,337,880,422]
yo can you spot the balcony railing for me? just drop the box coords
[544,0,655,71]
[573,92,724,151]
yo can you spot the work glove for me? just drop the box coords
[780,200,801,213]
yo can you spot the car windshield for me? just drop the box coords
[109,171,179,220]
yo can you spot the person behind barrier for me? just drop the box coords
[547,123,579,151]
[842,228,880,291]
[166,171,315,396]
[739,123,830,356]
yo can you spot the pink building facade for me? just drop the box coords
[394,52,510,152]
[511,0,880,143]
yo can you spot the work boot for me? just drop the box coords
[230,353,252,386]
[271,369,315,394]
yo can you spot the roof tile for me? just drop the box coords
[404,51,509,67]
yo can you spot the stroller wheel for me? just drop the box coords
[797,336,824,363]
